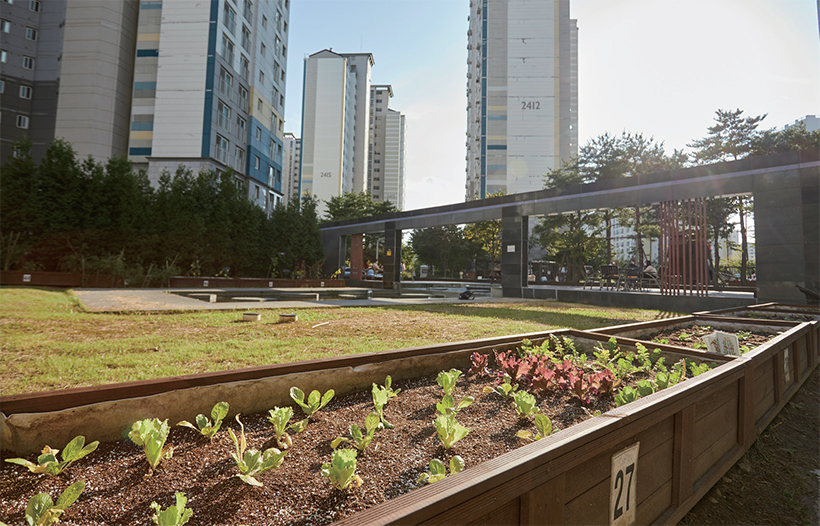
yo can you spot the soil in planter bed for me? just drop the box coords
[643,324,778,352]
[1,374,617,526]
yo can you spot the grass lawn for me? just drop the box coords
[0,287,676,396]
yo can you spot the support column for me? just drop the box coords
[383,223,402,289]
[321,230,343,278]
[753,165,819,303]
[501,208,528,297]
[350,234,364,281]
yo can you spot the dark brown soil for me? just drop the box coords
[0,373,615,526]
[645,324,777,352]
[680,367,820,526]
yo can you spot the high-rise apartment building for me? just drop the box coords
[1,0,289,214]
[0,0,139,164]
[465,0,578,199]
[369,85,406,210]
[299,50,374,215]
[281,131,300,203]
[128,0,290,213]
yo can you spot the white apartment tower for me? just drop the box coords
[127,0,291,213]
[465,0,578,199]
[369,85,406,210]
[299,50,373,214]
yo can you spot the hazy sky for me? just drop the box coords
[284,0,820,211]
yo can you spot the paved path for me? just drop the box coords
[73,288,507,313]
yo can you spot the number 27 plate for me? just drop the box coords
[610,442,640,526]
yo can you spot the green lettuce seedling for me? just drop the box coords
[5,435,98,477]
[512,390,540,419]
[177,401,229,442]
[321,449,363,491]
[331,412,380,452]
[436,394,475,415]
[290,386,335,417]
[266,406,307,449]
[23,480,85,526]
[433,413,470,449]
[150,492,193,526]
[516,414,554,442]
[228,414,287,486]
[436,369,463,395]
[483,374,519,400]
[381,375,401,398]
[417,455,465,484]
[129,418,173,471]
[614,386,641,407]
[371,383,395,429]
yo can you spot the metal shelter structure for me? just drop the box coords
[320,149,819,307]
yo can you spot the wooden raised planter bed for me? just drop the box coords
[1,310,816,525]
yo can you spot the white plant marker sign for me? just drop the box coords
[702,331,739,356]
[784,348,791,384]
[610,442,640,526]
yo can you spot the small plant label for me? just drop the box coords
[610,442,639,526]
[203,280,209,287]
[506,244,515,253]
[703,331,739,356]
[23,274,31,283]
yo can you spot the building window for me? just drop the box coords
[0,49,7,63]
[281,44,286,58]
[279,94,284,108]
[260,42,266,57]
[239,54,249,80]
[254,185,260,199]
[262,15,267,28]
[216,135,229,163]
[16,115,29,129]
[243,0,252,19]
[282,21,287,34]
[223,1,236,34]
[23,56,34,69]
[236,116,246,137]
[220,34,234,63]
[1,20,10,33]
[29,0,40,11]
[239,86,248,109]
[217,100,231,129]
[19,85,32,99]
[241,25,250,50]
[257,98,262,111]
[218,67,233,95]
[0,80,5,93]
[255,126,261,140]
[258,69,264,84]
[254,155,260,169]
[26,27,37,40]
[235,146,245,167]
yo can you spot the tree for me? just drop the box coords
[323,191,398,222]
[463,190,505,274]
[686,108,767,163]
[324,191,399,263]
[750,122,820,156]
[688,109,767,284]
[410,226,478,278]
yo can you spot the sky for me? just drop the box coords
[284,0,820,211]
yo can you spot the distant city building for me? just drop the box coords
[299,50,374,215]
[282,132,300,204]
[128,0,291,214]
[368,85,406,210]
[1,0,290,215]
[785,114,819,133]
[0,0,139,164]
[465,0,578,199]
